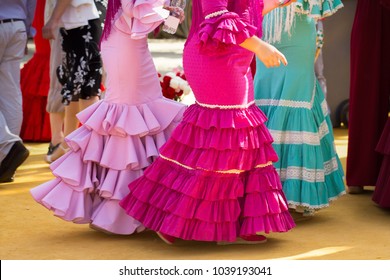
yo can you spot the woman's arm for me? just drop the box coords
[42,0,72,39]
[239,35,287,68]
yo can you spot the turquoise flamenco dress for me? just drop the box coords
[253,0,345,215]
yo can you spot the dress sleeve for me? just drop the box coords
[294,0,344,19]
[198,0,258,50]
[120,0,168,39]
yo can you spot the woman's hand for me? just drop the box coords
[240,36,287,68]
[255,40,288,68]
[164,6,185,23]
[42,18,60,40]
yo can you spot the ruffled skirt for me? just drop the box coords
[20,52,51,142]
[30,97,185,234]
[119,103,296,242]
[254,14,345,213]
[256,82,346,212]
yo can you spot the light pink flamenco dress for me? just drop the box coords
[30,0,186,235]
[119,0,295,242]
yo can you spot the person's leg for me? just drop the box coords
[0,111,29,183]
[49,18,103,161]
[0,21,26,136]
[0,21,29,182]
[0,112,19,163]
[59,97,99,150]
[60,101,80,149]
[47,101,78,161]
[49,112,64,145]
[45,29,65,163]
[79,97,99,111]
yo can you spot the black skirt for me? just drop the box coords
[57,0,106,105]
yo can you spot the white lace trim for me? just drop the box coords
[256,98,313,109]
[160,155,273,174]
[288,190,346,210]
[277,157,340,182]
[205,10,229,19]
[270,120,329,145]
[278,166,325,182]
[270,130,320,145]
[256,78,316,109]
[318,120,329,140]
[196,100,255,109]
[321,100,329,117]
[324,157,340,175]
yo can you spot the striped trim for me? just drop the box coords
[324,157,340,175]
[256,98,313,109]
[160,154,273,174]
[321,100,329,117]
[277,157,341,182]
[318,120,330,140]
[256,78,316,109]
[271,130,320,145]
[278,166,325,182]
[196,100,255,109]
[270,120,329,145]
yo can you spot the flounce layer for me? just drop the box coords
[31,98,186,234]
[20,52,51,142]
[257,82,346,210]
[181,103,269,129]
[294,0,344,19]
[116,0,167,39]
[198,12,257,53]
[159,103,278,171]
[120,158,295,242]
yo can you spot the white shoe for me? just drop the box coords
[45,143,69,163]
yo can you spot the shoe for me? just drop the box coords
[218,235,267,245]
[45,142,60,163]
[45,142,69,163]
[348,186,364,194]
[0,141,29,183]
[157,232,175,245]
[0,176,14,183]
[289,210,313,222]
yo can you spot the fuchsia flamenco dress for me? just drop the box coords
[120,0,295,243]
[30,0,186,234]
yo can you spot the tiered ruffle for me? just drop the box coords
[116,0,168,39]
[30,97,186,234]
[198,12,257,53]
[257,81,346,211]
[372,119,390,208]
[294,0,344,19]
[20,52,51,142]
[120,103,295,242]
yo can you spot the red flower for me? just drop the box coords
[158,69,190,101]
